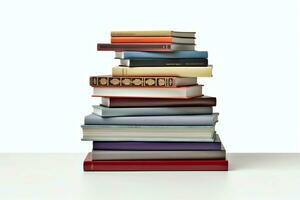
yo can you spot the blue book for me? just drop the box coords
[115,51,208,59]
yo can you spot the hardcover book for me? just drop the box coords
[84,113,219,126]
[111,30,196,38]
[112,66,213,77]
[101,96,217,107]
[92,85,203,99]
[81,125,216,142]
[90,76,197,87]
[111,36,195,44]
[91,148,226,160]
[120,58,208,67]
[84,153,229,171]
[92,134,222,150]
[93,105,213,117]
[97,43,195,52]
[115,51,208,59]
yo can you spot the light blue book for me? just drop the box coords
[115,51,208,59]
[84,113,218,126]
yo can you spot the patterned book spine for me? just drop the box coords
[90,76,177,87]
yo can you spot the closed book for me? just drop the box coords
[101,96,217,107]
[111,36,195,44]
[92,85,203,99]
[81,125,216,142]
[120,58,208,67]
[84,153,229,171]
[84,113,218,126]
[93,105,212,117]
[97,43,195,52]
[115,51,208,59]
[90,76,197,87]
[91,148,226,160]
[93,134,222,150]
[112,66,212,77]
[111,30,195,38]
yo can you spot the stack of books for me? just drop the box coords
[82,30,228,171]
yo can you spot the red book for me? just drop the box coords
[97,43,194,52]
[111,37,195,44]
[83,153,228,171]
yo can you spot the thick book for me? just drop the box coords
[93,105,212,117]
[111,36,195,44]
[120,58,208,67]
[112,66,212,77]
[101,96,217,107]
[115,51,208,59]
[82,125,216,142]
[93,134,222,150]
[84,113,218,126]
[97,43,195,52]
[91,148,226,160]
[92,85,203,99]
[111,30,196,38]
[90,76,197,87]
[84,153,229,171]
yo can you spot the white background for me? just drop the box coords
[0,0,298,153]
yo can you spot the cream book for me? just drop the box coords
[92,85,203,99]
[112,66,213,77]
[111,30,195,38]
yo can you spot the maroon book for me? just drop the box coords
[97,43,194,52]
[101,96,216,107]
[83,153,228,171]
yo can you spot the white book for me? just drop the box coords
[92,85,203,98]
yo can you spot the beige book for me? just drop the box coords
[112,66,213,77]
[111,30,195,38]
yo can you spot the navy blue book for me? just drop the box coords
[93,134,222,150]
[115,51,208,59]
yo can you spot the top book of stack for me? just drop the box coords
[98,30,196,52]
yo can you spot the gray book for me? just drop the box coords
[85,113,218,126]
[81,125,216,142]
[93,105,213,117]
[91,147,226,160]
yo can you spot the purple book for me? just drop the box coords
[93,134,222,150]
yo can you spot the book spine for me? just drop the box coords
[97,43,172,52]
[112,66,213,77]
[121,51,208,59]
[124,58,208,67]
[111,37,172,43]
[111,31,171,37]
[90,76,177,87]
[84,159,229,171]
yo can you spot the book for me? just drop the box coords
[90,76,197,87]
[112,66,212,77]
[115,51,208,59]
[111,30,196,38]
[111,36,195,44]
[91,148,226,160]
[101,96,217,107]
[92,85,203,99]
[120,58,208,67]
[93,105,213,117]
[83,153,229,171]
[81,125,216,142]
[92,134,222,150]
[97,43,195,52]
[84,113,218,126]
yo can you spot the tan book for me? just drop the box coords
[112,66,213,77]
[111,30,195,38]
[89,76,197,87]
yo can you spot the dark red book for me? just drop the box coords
[83,153,228,171]
[97,43,194,52]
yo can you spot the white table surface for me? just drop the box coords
[0,153,299,200]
